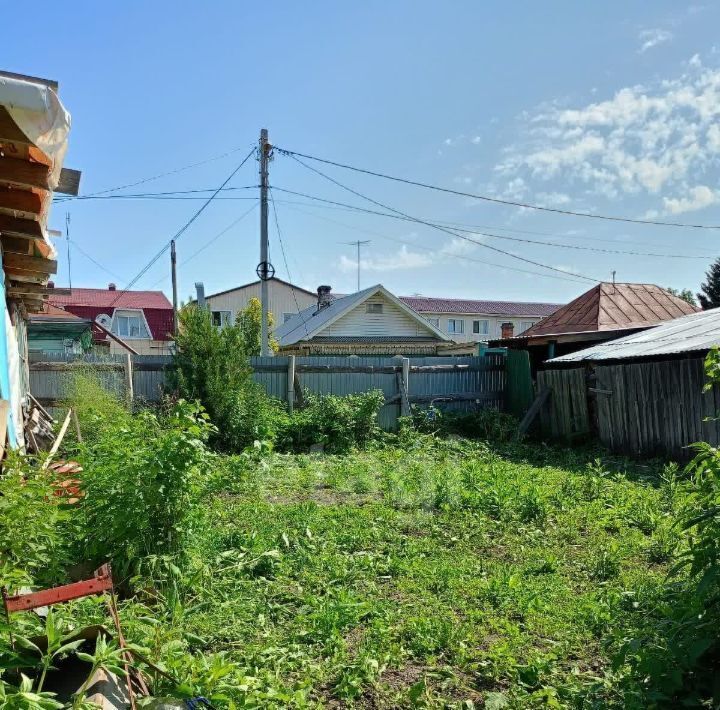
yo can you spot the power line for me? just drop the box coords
[275,146,720,230]
[54,186,258,202]
[107,146,256,308]
[277,158,601,283]
[268,189,310,338]
[148,201,260,288]
[53,144,256,202]
[69,240,126,282]
[284,202,590,286]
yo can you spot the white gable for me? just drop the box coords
[323,292,438,338]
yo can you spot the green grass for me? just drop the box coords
[103,437,683,708]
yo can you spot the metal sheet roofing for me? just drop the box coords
[398,296,562,316]
[49,287,172,310]
[521,283,698,338]
[274,284,449,346]
[549,307,720,362]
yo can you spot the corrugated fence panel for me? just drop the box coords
[29,353,508,432]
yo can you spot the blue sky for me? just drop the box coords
[5,1,720,304]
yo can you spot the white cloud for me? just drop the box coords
[638,28,673,54]
[338,246,432,273]
[661,185,720,214]
[535,191,572,207]
[495,56,720,212]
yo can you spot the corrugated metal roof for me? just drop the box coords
[399,296,562,316]
[49,287,172,309]
[274,284,449,346]
[549,307,720,362]
[520,283,698,338]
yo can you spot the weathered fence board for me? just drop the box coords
[29,352,507,431]
[536,368,590,440]
[540,358,720,459]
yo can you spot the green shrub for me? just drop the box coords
[412,406,517,442]
[278,390,385,454]
[0,453,68,591]
[75,397,213,577]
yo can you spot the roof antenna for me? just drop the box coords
[611,269,616,294]
[65,212,72,289]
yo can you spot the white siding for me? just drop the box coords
[205,281,316,325]
[420,312,542,342]
[324,293,437,338]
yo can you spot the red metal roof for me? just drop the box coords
[47,288,174,341]
[399,296,563,316]
[49,287,172,309]
[520,283,699,338]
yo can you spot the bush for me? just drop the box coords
[171,305,272,452]
[412,406,517,442]
[75,395,213,577]
[0,453,68,591]
[279,390,385,454]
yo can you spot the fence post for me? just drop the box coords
[287,355,296,414]
[124,354,134,406]
[400,357,411,417]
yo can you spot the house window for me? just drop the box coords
[447,319,464,334]
[472,320,489,335]
[426,317,440,327]
[366,303,383,314]
[211,310,231,328]
[283,313,295,323]
[519,321,535,333]
[113,309,149,339]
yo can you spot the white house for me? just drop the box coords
[200,277,317,328]
[275,284,450,355]
[398,296,563,343]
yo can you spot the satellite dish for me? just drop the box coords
[95,313,112,329]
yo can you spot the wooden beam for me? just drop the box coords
[3,251,57,275]
[517,387,551,437]
[0,214,43,240]
[0,187,43,216]
[56,168,81,196]
[0,156,51,190]
[7,283,70,296]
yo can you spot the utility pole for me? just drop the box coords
[258,128,273,356]
[343,240,371,291]
[170,239,178,336]
[65,212,72,289]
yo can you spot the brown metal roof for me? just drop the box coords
[520,283,699,338]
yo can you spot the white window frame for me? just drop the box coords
[366,303,384,314]
[447,318,464,334]
[426,317,440,327]
[472,319,489,335]
[211,310,232,328]
[519,321,535,333]
[111,309,152,340]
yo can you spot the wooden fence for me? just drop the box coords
[538,357,720,459]
[29,352,507,431]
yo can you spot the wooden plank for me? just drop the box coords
[56,168,81,196]
[30,362,124,372]
[0,156,51,190]
[3,251,57,275]
[0,187,43,216]
[0,213,43,240]
[517,387,551,436]
[8,283,70,296]
[41,409,72,470]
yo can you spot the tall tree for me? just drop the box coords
[698,258,720,309]
[666,287,698,307]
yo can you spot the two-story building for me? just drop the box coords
[398,296,563,343]
[49,284,174,355]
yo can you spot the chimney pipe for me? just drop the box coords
[316,285,332,312]
[195,282,206,309]
[108,282,116,291]
[47,280,55,289]
[501,322,514,339]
